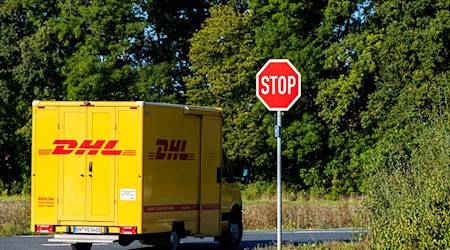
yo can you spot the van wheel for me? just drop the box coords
[118,235,133,246]
[71,243,92,250]
[220,219,243,247]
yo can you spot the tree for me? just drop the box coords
[186,4,267,173]
[45,0,142,101]
[319,0,450,179]
[0,0,62,193]
[135,0,226,103]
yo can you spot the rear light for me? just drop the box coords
[36,225,54,233]
[119,226,137,235]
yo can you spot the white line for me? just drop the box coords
[41,244,71,247]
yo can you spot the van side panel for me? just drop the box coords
[199,116,222,236]
[142,105,201,234]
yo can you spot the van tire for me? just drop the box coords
[118,235,134,246]
[220,208,243,247]
[71,243,92,250]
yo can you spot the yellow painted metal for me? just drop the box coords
[116,106,142,232]
[220,181,243,231]
[31,106,58,228]
[58,107,87,221]
[31,101,241,239]
[199,116,222,236]
[86,107,116,222]
[142,105,201,234]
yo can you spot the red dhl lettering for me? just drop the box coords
[38,140,136,156]
[148,139,195,160]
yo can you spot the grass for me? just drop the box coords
[0,196,369,238]
[0,200,31,236]
[248,241,368,249]
[244,199,363,206]
[0,195,30,202]
[242,202,369,230]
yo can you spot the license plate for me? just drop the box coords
[74,226,102,234]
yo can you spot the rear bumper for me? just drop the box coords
[48,234,119,244]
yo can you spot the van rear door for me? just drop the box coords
[57,107,116,223]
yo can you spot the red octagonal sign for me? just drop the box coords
[256,59,301,111]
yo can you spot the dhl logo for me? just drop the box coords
[38,140,136,156]
[148,139,194,160]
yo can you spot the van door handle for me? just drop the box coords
[88,161,93,177]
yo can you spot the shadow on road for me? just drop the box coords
[126,240,301,250]
[126,238,362,250]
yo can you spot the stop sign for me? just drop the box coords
[256,59,301,111]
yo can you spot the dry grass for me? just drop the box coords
[243,202,369,230]
[249,241,368,250]
[0,200,30,236]
[0,198,369,236]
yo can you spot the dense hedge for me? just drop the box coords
[366,117,450,249]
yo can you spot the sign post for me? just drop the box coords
[256,59,301,250]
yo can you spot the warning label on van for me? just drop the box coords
[120,189,136,201]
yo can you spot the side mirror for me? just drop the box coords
[240,168,250,184]
[243,169,248,177]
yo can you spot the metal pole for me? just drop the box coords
[276,111,282,250]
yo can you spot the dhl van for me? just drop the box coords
[31,101,248,250]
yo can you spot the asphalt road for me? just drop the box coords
[0,229,367,250]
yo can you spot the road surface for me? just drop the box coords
[0,229,367,250]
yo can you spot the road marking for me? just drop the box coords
[41,244,71,247]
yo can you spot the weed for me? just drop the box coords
[0,201,30,236]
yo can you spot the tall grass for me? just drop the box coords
[0,196,367,236]
[249,242,368,250]
[243,202,368,230]
[0,200,30,236]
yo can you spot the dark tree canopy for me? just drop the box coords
[0,0,449,197]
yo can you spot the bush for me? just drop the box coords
[242,181,277,200]
[242,181,326,201]
[366,118,450,249]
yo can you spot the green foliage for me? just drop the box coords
[0,0,214,193]
[51,0,141,100]
[186,4,270,175]
[242,181,277,200]
[1,0,450,200]
[366,117,450,249]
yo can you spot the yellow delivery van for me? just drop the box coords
[31,101,247,250]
